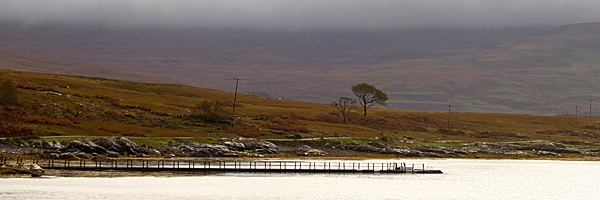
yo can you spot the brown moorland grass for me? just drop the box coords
[1,69,599,148]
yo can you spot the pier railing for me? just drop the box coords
[25,158,442,174]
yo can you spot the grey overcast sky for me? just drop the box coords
[1,0,600,30]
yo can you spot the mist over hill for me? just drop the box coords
[1,20,600,114]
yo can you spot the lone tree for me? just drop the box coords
[331,96,356,123]
[351,83,388,117]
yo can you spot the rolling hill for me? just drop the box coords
[2,69,600,146]
[1,22,600,114]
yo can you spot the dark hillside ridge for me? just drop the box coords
[552,22,600,35]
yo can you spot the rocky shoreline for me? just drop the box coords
[1,137,599,160]
[3,137,600,177]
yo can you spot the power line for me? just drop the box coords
[589,100,594,119]
[233,78,241,115]
[446,105,453,130]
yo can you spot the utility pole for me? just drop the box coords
[575,106,578,117]
[589,100,594,119]
[233,78,241,115]
[446,105,453,130]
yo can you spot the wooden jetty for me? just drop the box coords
[30,159,443,174]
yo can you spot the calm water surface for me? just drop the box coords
[1,159,598,199]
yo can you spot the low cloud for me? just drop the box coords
[1,0,600,30]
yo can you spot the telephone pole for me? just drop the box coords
[233,78,241,115]
[575,105,578,117]
[446,105,453,130]
[589,100,594,119]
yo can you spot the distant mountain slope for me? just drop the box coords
[387,22,600,113]
[0,49,168,83]
[1,22,600,114]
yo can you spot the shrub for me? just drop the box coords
[583,125,600,130]
[121,132,146,137]
[437,128,465,135]
[165,102,193,109]
[470,131,498,138]
[98,127,121,134]
[18,115,73,125]
[191,100,228,123]
[230,123,264,138]
[0,123,34,137]
[380,135,389,142]
[315,113,343,123]
[0,80,18,107]
[140,122,163,128]
[96,95,121,105]
[104,110,126,119]
[314,113,443,133]
[20,135,41,140]
[32,104,58,117]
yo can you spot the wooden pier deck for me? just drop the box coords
[30,159,443,174]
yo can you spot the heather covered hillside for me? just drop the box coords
[1,69,600,150]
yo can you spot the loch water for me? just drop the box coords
[1,159,598,200]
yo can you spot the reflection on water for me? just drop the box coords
[1,159,599,200]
